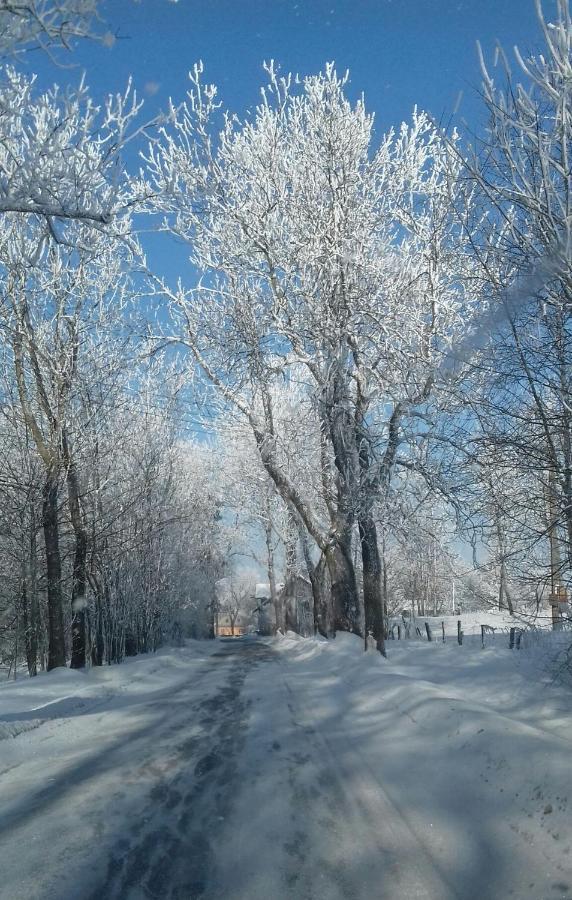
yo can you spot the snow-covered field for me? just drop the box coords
[1,622,572,899]
[276,624,572,898]
[389,608,560,636]
[0,640,220,755]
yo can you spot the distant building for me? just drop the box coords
[216,618,249,637]
[214,577,255,637]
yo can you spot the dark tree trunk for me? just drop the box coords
[283,514,299,634]
[20,579,37,677]
[28,511,39,675]
[310,554,331,638]
[21,509,39,676]
[359,514,386,655]
[381,533,389,626]
[69,527,88,668]
[324,539,361,636]
[300,529,332,638]
[283,582,298,633]
[91,589,105,665]
[65,440,88,669]
[43,471,66,670]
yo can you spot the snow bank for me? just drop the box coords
[0,640,219,744]
[275,626,572,895]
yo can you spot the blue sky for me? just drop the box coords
[13,0,552,293]
[19,0,550,281]
[17,0,550,562]
[33,0,548,134]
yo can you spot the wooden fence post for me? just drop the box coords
[457,620,463,645]
[425,622,432,642]
[442,621,446,642]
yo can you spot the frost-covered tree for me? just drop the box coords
[0,362,227,673]
[0,0,179,58]
[0,67,145,229]
[0,0,99,56]
[459,0,572,610]
[145,63,483,653]
[0,213,136,668]
[216,384,334,635]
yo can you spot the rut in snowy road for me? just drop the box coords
[89,640,274,900]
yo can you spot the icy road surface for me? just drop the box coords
[1,634,571,900]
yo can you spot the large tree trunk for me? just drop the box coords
[359,514,386,655]
[43,470,66,670]
[65,439,88,669]
[285,507,298,582]
[253,412,360,636]
[495,510,514,615]
[324,539,361,636]
[354,402,385,650]
[283,508,299,632]
[29,508,40,674]
[381,533,389,626]
[89,577,106,665]
[265,515,283,633]
[21,509,39,676]
[20,579,36,676]
[284,584,298,633]
[309,554,331,638]
[299,528,332,638]
[70,527,88,667]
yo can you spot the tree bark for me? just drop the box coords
[29,507,39,675]
[495,511,514,615]
[359,513,386,655]
[265,514,283,633]
[299,529,332,638]
[355,408,386,652]
[20,578,36,676]
[310,554,331,638]
[64,434,88,669]
[90,583,105,665]
[20,508,39,676]
[381,533,389,625]
[43,470,66,670]
[324,539,361,636]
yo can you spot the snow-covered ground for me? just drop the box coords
[275,624,572,898]
[0,640,220,744]
[1,623,572,899]
[388,608,559,638]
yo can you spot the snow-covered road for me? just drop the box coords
[1,634,571,899]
